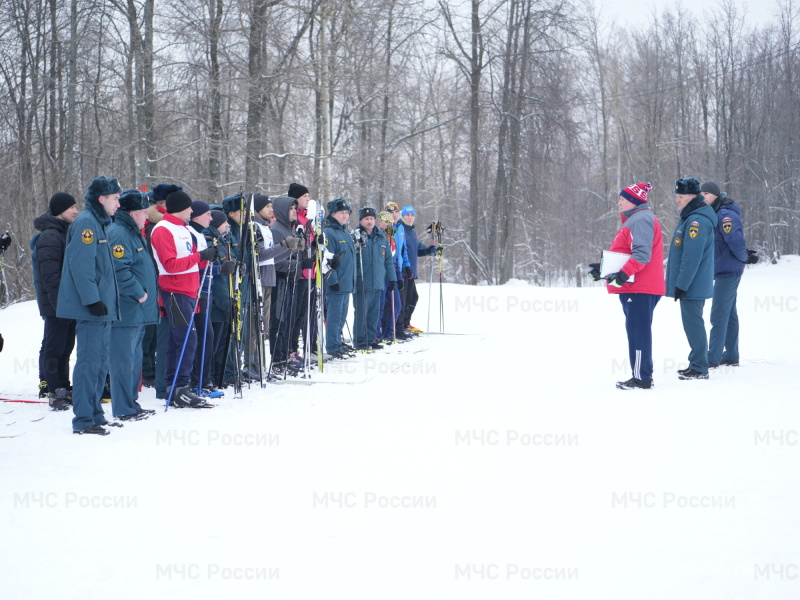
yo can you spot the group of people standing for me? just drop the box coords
[30,175,441,434]
[592,177,757,389]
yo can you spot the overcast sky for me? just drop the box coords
[597,0,782,27]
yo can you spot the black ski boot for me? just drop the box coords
[48,387,72,411]
[678,369,709,380]
[73,424,110,436]
[616,377,653,390]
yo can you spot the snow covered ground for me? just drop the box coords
[1,256,798,599]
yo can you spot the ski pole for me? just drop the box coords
[165,261,211,411]
[196,258,214,396]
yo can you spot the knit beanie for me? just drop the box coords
[166,191,193,214]
[190,200,211,219]
[288,183,309,199]
[49,192,77,216]
[210,210,227,229]
[700,181,721,197]
[254,194,271,214]
[620,182,652,206]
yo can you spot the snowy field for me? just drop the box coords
[1,256,799,599]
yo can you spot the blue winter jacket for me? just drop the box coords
[355,226,397,292]
[323,215,356,293]
[665,196,718,300]
[392,221,411,273]
[203,224,233,323]
[398,221,436,278]
[107,210,158,326]
[57,198,120,321]
[712,197,748,278]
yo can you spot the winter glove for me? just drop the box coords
[674,287,686,302]
[0,232,10,251]
[436,246,444,256]
[198,246,217,262]
[397,280,404,290]
[387,281,396,291]
[0,333,4,352]
[608,271,629,288]
[403,266,413,279]
[329,251,344,271]
[746,249,759,264]
[87,301,108,317]
[281,236,303,252]
[329,283,340,292]
[587,263,601,281]
[220,260,236,275]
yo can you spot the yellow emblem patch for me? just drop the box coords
[112,244,125,259]
[689,226,699,239]
[674,237,682,247]
[81,229,94,244]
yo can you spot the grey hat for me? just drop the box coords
[700,181,721,197]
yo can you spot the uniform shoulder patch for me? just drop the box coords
[81,229,94,244]
[674,237,682,247]
[112,244,125,259]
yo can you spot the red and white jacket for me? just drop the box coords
[150,213,204,297]
[606,205,665,296]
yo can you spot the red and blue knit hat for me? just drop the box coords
[620,182,652,205]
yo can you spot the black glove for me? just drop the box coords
[587,263,601,281]
[397,280,404,290]
[436,246,444,256]
[403,266,413,279]
[607,271,629,288]
[387,281,396,291]
[674,287,686,302]
[0,232,10,251]
[87,301,108,317]
[199,246,217,261]
[746,249,758,264]
[329,251,343,271]
[220,260,236,275]
[0,332,4,352]
[329,283,340,292]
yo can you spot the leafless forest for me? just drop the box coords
[1,0,798,303]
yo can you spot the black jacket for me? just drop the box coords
[31,213,70,317]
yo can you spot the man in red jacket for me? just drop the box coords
[150,191,217,407]
[589,182,665,389]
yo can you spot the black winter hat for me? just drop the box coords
[49,192,76,216]
[675,177,701,195]
[86,176,122,202]
[191,200,211,219]
[166,191,193,214]
[254,194,271,214]
[210,210,227,229]
[153,183,182,203]
[222,194,243,214]
[119,189,148,212]
[288,183,309,199]
[700,181,721,197]
[358,207,377,220]
[327,198,351,214]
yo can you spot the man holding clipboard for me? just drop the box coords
[588,183,665,389]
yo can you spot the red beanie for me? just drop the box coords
[620,182,652,205]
